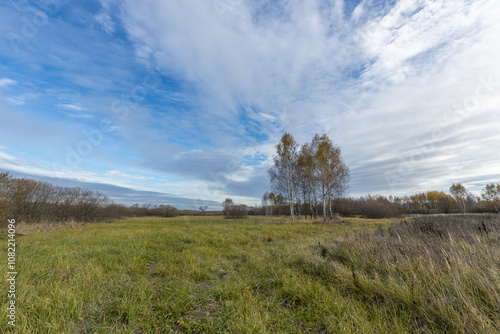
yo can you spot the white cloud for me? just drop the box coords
[105,170,152,180]
[61,112,95,119]
[0,93,39,106]
[1,96,26,106]
[0,78,16,87]
[55,103,95,119]
[94,2,115,34]
[56,103,86,111]
[115,0,500,198]
[359,0,487,86]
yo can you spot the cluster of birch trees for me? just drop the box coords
[266,133,349,221]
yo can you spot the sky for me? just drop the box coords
[0,0,499,210]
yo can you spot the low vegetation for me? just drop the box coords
[1,215,498,333]
[221,198,248,219]
[0,173,178,228]
[310,214,500,333]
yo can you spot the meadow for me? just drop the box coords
[0,215,498,333]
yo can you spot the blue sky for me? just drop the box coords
[1,0,499,209]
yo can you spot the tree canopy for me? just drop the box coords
[268,133,349,222]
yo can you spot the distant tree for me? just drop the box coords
[159,204,178,217]
[409,193,428,214]
[268,133,299,221]
[268,192,276,216]
[221,198,247,218]
[361,195,400,218]
[222,198,234,217]
[276,193,285,216]
[199,205,208,215]
[450,183,470,214]
[433,191,455,214]
[481,183,500,213]
[331,197,359,217]
[230,204,248,218]
[262,191,270,217]
[0,172,13,227]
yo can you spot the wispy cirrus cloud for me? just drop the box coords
[56,103,95,119]
[94,3,116,35]
[56,103,86,111]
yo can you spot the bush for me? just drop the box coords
[225,205,248,219]
[361,196,400,218]
[332,197,361,217]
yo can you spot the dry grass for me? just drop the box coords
[305,214,500,333]
[0,215,498,333]
[13,220,88,235]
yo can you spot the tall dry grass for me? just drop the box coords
[304,214,500,333]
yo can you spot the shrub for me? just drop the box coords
[225,205,248,219]
[361,196,399,218]
[332,197,360,217]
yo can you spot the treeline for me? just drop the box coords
[0,173,178,226]
[262,183,500,219]
[268,133,349,221]
[126,203,178,218]
[265,133,499,220]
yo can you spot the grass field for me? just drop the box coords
[0,215,498,333]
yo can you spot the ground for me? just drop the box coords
[0,215,498,333]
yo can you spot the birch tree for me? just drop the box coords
[262,191,270,216]
[298,143,317,219]
[449,183,470,214]
[268,133,298,221]
[482,183,500,213]
[312,134,349,222]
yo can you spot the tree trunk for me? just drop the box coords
[296,197,301,220]
[328,195,333,220]
[322,189,327,222]
[313,191,319,219]
[308,190,314,219]
[286,165,295,221]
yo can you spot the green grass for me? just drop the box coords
[0,215,497,333]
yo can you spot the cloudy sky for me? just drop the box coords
[1,0,499,209]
